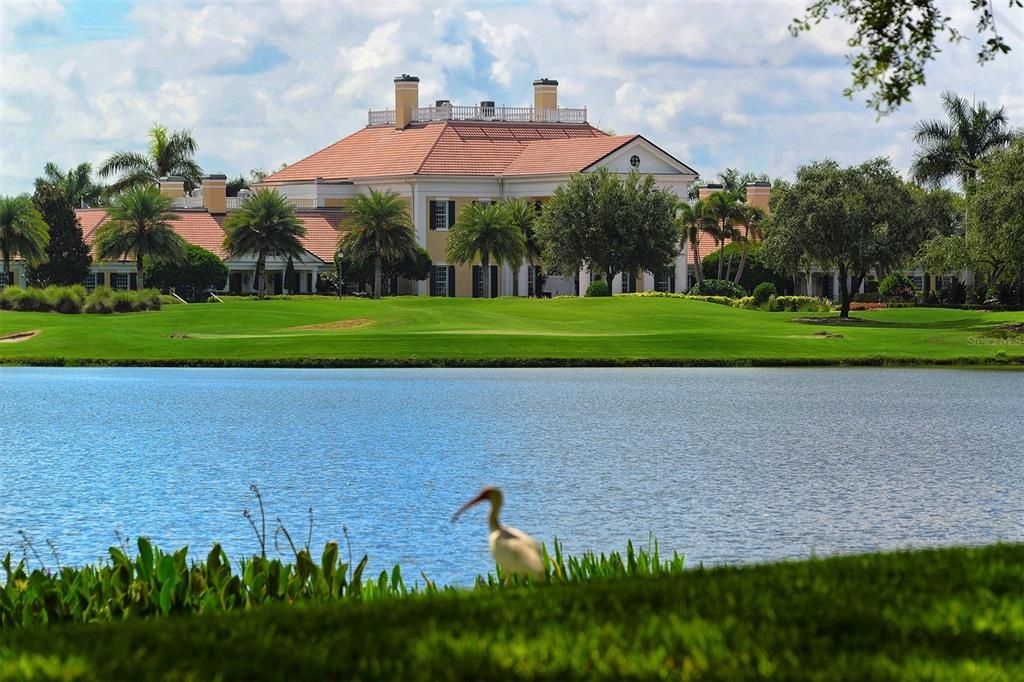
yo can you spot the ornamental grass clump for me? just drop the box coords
[82,286,114,314]
[46,285,87,314]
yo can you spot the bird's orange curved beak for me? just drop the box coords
[450,490,490,523]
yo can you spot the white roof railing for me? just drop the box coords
[366,105,587,126]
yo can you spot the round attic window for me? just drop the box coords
[629,154,640,168]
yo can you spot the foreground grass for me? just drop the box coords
[2,544,1022,680]
[2,296,1024,367]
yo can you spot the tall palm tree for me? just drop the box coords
[677,199,708,285]
[223,189,307,299]
[733,205,767,285]
[447,202,526,299]
[35,162,105,207]
[911,91,1015,191]
[342,189,416,299]
[702,191,742,280]
[0,195,49,286]
[94,186,185,290]
[98,123,203,194]
[502,198,540,295]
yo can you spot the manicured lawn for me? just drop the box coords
[3,543,1022,680]
[1,296,1023,366]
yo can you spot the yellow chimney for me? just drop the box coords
[394,74,419,129]
[745,182,770,212]
[159,176,185,199]
[533,78,558,120]
[697,183,723,201]
[202,174,227,215]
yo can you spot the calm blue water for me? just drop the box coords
[1,367,1022,585]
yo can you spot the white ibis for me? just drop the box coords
[451,486,545,581]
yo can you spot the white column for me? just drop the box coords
[578,265,591,296]
[806,273,813,296]
[676,253,688,293]
[833,271,839,301]
[518,264,529,297]
[412,184,428,296]
[642,271,654,292]
[612,272,623,294]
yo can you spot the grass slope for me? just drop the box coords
[2,296,1023,366]
[3,544,1022,680]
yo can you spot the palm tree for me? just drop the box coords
[447,202,526,299]
[0,195,49,286]
[502,198,540,295]
[911,91,1015,191]
[341,189,416,299]
[733,206,767,285]
[94,186,185,290]
[223,189,307,299]
[35,162,105,207]
[677,199,708,286]
[702,191,742,280]
[98,123,203,194]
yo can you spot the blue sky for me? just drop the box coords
[1,0,1021,194]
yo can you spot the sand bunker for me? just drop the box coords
[284,318,373,331]
[0,330,38,343]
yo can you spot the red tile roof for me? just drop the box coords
[76,209,347,263]
[261,121,622,182]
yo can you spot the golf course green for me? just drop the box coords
[2,296,1023,366]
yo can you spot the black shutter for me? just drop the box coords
[490,265,498,298]
[129,273,138,290]
[447,201,456,229]
[429,266,437,296]
[472,265,481,298]
[448,266,456,297]
[670,273,676,293]
[428,200,437,230]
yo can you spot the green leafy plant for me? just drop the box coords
[879,272,916,302]
[752,282,776,306]
[585,280,610,297]
[689,279,746,298]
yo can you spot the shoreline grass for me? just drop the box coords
[3,543,1022,680]
[2,296,1023,368]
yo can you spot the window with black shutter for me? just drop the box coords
[490,265,498,298]
[447,201,456,229]
[447,265,456,297]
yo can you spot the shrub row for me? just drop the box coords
[0,285,160,314]
[621,291,834,312]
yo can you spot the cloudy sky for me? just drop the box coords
[1,0,1021,194]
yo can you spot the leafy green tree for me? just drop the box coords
[503,198,541,264]
[98,123,203,194]
[35,162,105,207]
[537,168,679,293]
[143,244,228,301]
[446,202,526,298]
[911,91,1015,191]
[341,189,416,299]
[0,195,49,286]
[94,186,185,290]
[762,158,917,318]
[619,171,680,282]
[702,191,742,280]
[702,243,791,294]
[907,186,964,293]
[791,1,1023,114]
[223,189,307,299]
[25,183,91,286]
[965,139,1024,284]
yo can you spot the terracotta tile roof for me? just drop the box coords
[261,121,617,182]
[76,209,347,264]
[503,135,636,175]
[262,124,447,183]
[76,209,109,242]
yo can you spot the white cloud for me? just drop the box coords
[0,0,1022,193]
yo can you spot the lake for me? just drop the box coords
[1,367,1022,585]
